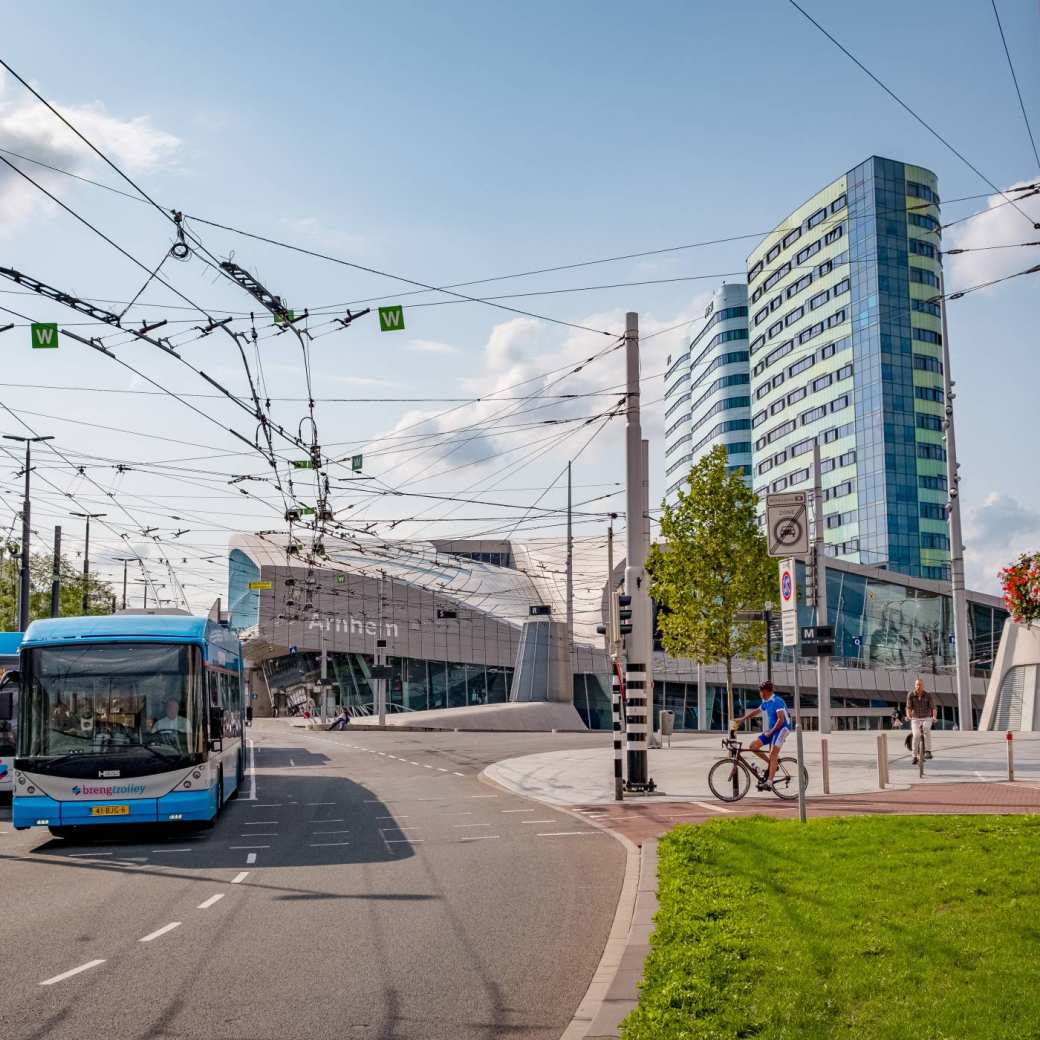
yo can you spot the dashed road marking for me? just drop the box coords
[197,894,225,910]
[460,834,500,841]
[253,803,283,808]
[231,871,250,884]
[231,845,271,850]
[693,801,734,814]
[312,829,350,835]
[241,832,278,837]
[310,841,351,847]
[453,823,492,828]
[152,848,192,854]
[522,820,558,824]
[244,820,279,825]
[69,851,113,858]
[501,809,534,813]
[306,802,335,806]
[246,853,257,865]
[536,831,598,837]
[139,922,181,943]
[384,838,424,844]
[453,772,465,776]
[40,959,106,986]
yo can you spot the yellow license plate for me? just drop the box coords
[90,805,130,816]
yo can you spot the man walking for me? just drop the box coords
[906,677,937,764]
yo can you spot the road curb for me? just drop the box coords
[477,767,649,1040]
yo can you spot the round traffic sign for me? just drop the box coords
[781,572,793,603]
[773,516,803,548]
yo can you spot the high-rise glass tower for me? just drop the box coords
[663,282,751,502]
[746,156,949,579]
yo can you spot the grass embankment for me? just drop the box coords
[621,815,1040,1040]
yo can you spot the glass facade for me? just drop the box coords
[664,283,751,501]
[746,157,950,579]
[260,649,514,716]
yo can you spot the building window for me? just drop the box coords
[830,394,850,412]
[768,320,784,339]
[919,474,947,490]
[772,476,789,492]
[917,413,943,431]
[837,363,853,380]
[787,386,807,405]
[767,244,781,262]
[838,449,856,467]
[910,239,936,258]
[920,503,947,520]
[773,448,788,465]
[918,444,947,461]
[755,383,771,400]
[796,240,821,264]
[821,342,837,359]
[791,438,813,457]
[757,459,773,475]
[922,533,950,549]
[913,328,943,345]
[782,228,802,249]
[912,299,941,318]
[807,207,827,228]
[809,290,829,310]
[812,373,833,392]
[830,193,847,213]
[801,405,826,425]
[752,411,767,428]
[785,306,805,327]
[833,277,850,296]
[827,308,847,328]
[765,342,793,368]
[910,265,941,288]
[789,467,810,486]
[771,372,785,389]
[823,224,843,245]
[909,212,941,233]
[789,354,814,377]
[913,354,943,374]
[826,513,844,529]
[817,259,834,277]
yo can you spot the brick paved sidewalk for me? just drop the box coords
[574,780,1040,846]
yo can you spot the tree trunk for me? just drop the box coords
[725,655,734,730]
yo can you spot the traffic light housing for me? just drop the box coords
[617,594,633,636]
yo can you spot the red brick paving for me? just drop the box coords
[576,781,1040,846]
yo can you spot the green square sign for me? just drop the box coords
[378,305,405,332]
[351,454,363,472]
[31,323,59,349]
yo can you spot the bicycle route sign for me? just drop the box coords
[766,492,809,558]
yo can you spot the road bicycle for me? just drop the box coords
[707,730,808,803]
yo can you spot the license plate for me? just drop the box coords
[90,805,130,816]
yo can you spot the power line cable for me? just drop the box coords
[990,0,1040,172]
[787,0,1039,230]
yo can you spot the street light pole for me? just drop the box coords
[50,525,62,618]
[114,557,135,610]
[71,512,106,615]
[3,433,54,631]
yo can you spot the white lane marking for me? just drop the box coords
[315,817,345,822]
[453,772,465,776]
[436,767,449,772]
[246,853,257,865]
[422,764,434,769]
[230,845,271,850]
[312,829,350,835]
[693,801,734,814]
[522,820,558,824]
[231,871,250,884]
[253,803,282,808]
[310,841,351,847]
[246,738,257,800]
[289,758,296,767]
[471,794,497,799]
[376,815,408,820]
[384,838,424,844]
[306,802,335,806]
[139,922,181,943]
[440,811,472,816]
[69,851,113,858]
[152,848,192,853]
[40,959,106,986]
[536,831,598,837]
[409,761,420,766]
[197,894,225,910]
[501,809,534,813]
[244,820,279,825]
[241,832,278,837]
[453,823,492,828]
[460,835,500,841]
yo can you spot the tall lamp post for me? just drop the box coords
[3,433,54,631]
[113,556,136,610]
[71,512,106,615]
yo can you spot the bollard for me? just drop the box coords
[880,732,889,788]
[876,734,887,789]
[1007,730,1015,782]
[821,737,831,794]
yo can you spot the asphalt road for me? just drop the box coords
[0,721,624,1040]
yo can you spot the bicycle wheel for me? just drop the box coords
[708,758,751,802]
[770,757,808,801]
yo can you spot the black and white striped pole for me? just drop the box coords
[623,311,654,792]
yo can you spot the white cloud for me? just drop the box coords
[276,215,367,255]
[408,339,460,355]
[0,76,180,235]
[964,492,1040,594]
[944,179,1040,293]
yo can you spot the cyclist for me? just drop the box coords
[733,681,793,790]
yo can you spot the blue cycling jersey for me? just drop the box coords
[760,694,789,733]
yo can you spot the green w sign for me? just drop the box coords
[378,305,405,332]
[31,323,59,349]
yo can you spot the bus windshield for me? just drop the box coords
[20,643,201,759]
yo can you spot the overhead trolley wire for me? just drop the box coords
[989,0,1040,172]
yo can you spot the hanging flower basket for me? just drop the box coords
[1000,551,1040,625]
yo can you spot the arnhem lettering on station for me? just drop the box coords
[228,533,1006,732]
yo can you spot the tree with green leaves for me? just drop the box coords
[0,547,115,629]
[647,445,777,727]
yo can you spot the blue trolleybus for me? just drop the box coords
[12,610,244,836]
[0,631,21,794]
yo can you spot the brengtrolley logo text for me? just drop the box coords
[71,783,147,797]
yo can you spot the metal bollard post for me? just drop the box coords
[876,734,887,789]
[821,737,831,794]
[1007,730,1014,782]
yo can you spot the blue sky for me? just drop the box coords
[1,0,1037,606]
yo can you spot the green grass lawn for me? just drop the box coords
[621,815,1040,1040]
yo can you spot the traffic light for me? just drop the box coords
[617,594,633,636]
